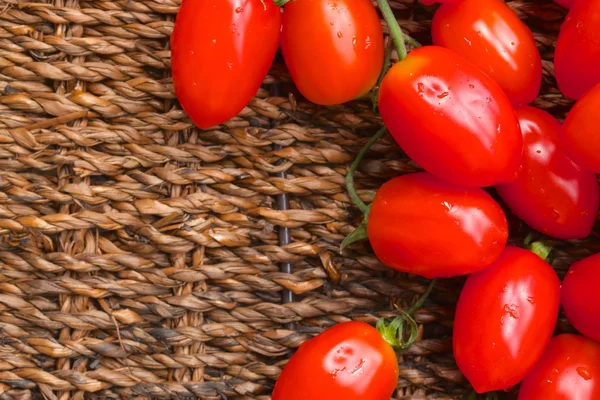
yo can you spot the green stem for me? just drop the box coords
[376,0,408,60]
[273,0,290,6]
[405,35,422,48]
[371,38,394,110]
[408,279,436,314]
[529,241,553,262]
[345,127,387,213]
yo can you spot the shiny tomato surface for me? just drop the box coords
[271,321,399,400]
[453,246,560,393]
[280,0,384,105]
[517,334,600,399]
[378,46,523,188]
[554,0,600,100]
[171,0,281,129]
[562,83,600,173]
[561,253,600,343]
[495,106,599,240]
[366,172,508,279]
[431,0,541,106]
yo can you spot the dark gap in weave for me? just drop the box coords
[269,79,296,333]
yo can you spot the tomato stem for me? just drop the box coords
[345,127,387,214]
[371,38,394,110]
[376,279,437,351]
[273,0,289,6]
[376,0,408,60]
[529,241,553,262]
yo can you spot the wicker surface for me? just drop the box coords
[0,0,594,399]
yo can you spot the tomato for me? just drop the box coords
[366,172,508,279]
[562,83,600,173]
[495,106,599,240]
[561,253,600,343]
[554,0,575,8]
[171,0,281,129]
[271,321,399,400]
[554,0,600,100]
[517,334,600,399]
[279,0,384,105]
[431,0,542,107]
[377,46,523,188]
[453,246,560,393]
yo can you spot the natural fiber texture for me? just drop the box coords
[0,0,592,399]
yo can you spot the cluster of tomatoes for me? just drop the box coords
[170,0,600,398]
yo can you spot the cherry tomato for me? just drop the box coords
[378,46,523,188]
[554,0,575,8]
[431,0,542,107]
[517,334,600,399]
[561,253,600,343]
[272,321,399,400]
[495,106,599,240]
[554,0,600,100]
[366,172,508,279]
[453,246,560,393]
[279,0,384,105]
[171,0,281,129]
[562,83,600,173]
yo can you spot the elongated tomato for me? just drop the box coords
[280,0,384,105]
[367,172,508,278]
[431,0,542,107]
[453,246,560,393]
[562,83,600,173]
[378,46,523,188]
[272,321,399,400]
[554,0,600,100]
[495,106,599,240]
[518,334,600,399]
[171,0,281,129]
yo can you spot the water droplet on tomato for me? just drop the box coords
[417,82,425,94]
[577,367,592,380]
[510,41,515,46]
[365,35,372,49]
[235,7,242,13]
[469,84,475,89]
[527,297,535,305]
[337,31,343,38]
[546,379,553,384]
[352,35,357,50]
[437,92,449,99]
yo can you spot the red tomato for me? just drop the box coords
[562,83,600,173]
[561,253,600,343]
[517,334,600,399]
[170,0,281,129]
[554,0,575,8]
[431,0,542,107]
[272,321,399,400]
[554,0,600,100]
[453,246,560,393]
[378,46,523,188]
[279,0,384,105]
[495,106,599,240]
[366,172,508,279]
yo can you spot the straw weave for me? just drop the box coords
[0,0,591,399]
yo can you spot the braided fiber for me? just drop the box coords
[0,0,591,398]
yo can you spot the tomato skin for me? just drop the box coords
[554,0,575,8]
[271,321,399,400]
[366,172,508,279]
[453,246,560,393]
[495,106,599,240]
[431,0,542,107]
[280,0,384,105]
[561,253,600,343]
[517,334,600,400]
[554,0,600,100]
[562,83,600,173]
[377,46,523,188]
[170,0,281,129]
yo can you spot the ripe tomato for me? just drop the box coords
[378,46,523,188]
[562,83,600,173]
[271,321,399,400]
[171,0,281,129]
[561,253,600,343]
[495,106,599,240]
[431,0,542,107]
[453,246,560,393]
[554,0,575,8]
[554,0,600,100]
[517,334,600,399]
[366,172,508,279]
[279,0,384,105]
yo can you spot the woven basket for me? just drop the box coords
[0,0,589,399]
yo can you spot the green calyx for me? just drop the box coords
[523,233,553,262]
[376,279,436,351]
[273,0,290,7]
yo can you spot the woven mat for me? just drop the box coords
[0,0,596,399]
